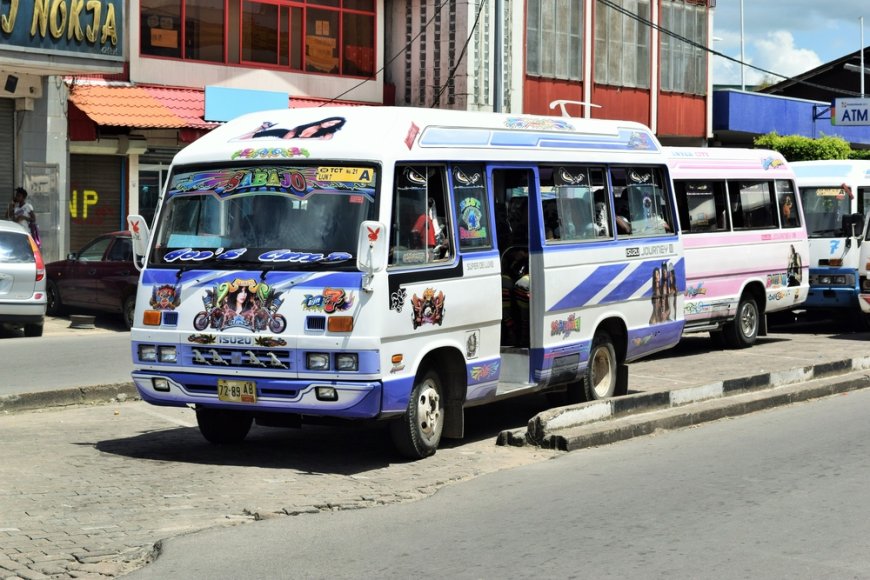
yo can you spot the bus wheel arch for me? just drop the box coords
[390,347,466,459]
[569,317,627,402]
[724,283,764,348]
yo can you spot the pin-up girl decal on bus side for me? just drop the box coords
[235,117,347,141]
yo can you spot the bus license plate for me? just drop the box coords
[217,379,257,404]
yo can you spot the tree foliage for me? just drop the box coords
[753,132,852,161]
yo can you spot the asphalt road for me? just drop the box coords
[128,385,870,580]
[0,315,131,395]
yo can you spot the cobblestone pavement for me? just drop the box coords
[0,399,558,579]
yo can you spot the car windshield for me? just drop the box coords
[149,164,378,268]
[799,185,852,237]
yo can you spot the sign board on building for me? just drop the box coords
[0,1,124,61]
[832,98,870,126]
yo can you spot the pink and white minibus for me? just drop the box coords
[667,147,809,347]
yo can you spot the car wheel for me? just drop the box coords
[46,281,63,316]
[724,295,758,349]
[123,295,136,330]
[195,407,253,444]
[390,368,444,459]
[583,331,618,400]
[24,323,43,337]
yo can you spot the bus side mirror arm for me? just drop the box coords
[357,221,387,293]
[127,214,151,273]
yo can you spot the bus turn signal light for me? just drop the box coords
[327,316,354,332]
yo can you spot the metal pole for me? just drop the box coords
[740,0,745,91]
[493,0,503,112]
[862,16,865,98]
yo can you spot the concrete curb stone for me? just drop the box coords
[0,383,139,414]
[499,355,870,450]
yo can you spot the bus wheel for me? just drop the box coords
[724,296,758,348]
[583,331,618,400]
[390,369,444,459]
[195,407,253,444]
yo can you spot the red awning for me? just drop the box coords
[67,82,369,131]
[68,83,218,130]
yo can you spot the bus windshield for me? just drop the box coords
[799,185,852,237]
[149,164,378,268]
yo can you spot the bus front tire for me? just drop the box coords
[724,296,759,348]
[583,331,618,401]
[390,369,444,460]
[195,407,253,444]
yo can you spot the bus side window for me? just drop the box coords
[611,166,674,237]
[730,180,775,230]
[540,166,610,242]
[776,180,800,228]
[450,164,492,251]
[390,165,452,266]
[675,180,729,233]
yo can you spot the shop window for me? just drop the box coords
[141,1,182,58]
[141,1,375,78]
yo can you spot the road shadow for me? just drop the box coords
[50,312,128,332]
[93,395,552,473]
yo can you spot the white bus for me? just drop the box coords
[791,160,870,326]
[668,147,809,347]
[126,106,685,459]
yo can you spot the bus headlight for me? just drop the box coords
[335,353,359,371]
[138,344,158,362]
[306,352,330,370]
[158,345,178,363]
[819,276,832,285]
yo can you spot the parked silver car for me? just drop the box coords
[0,220,46,337]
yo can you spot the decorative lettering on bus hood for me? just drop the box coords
[162,248,353,264]
[231,147,310,160]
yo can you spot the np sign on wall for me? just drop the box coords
[833,98,870,126]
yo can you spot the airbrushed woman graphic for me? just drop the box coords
[236,117,347,141]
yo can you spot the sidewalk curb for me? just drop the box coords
[0,383,139,414]
[497,356,870,450]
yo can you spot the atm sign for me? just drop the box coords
[833,98,870,126]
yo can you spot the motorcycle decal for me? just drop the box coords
[193,278,286,333]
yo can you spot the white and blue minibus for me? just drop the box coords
[126,106,685,458]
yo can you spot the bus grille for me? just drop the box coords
[187,347,293,370]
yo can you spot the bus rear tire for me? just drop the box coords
[583,331,618,401]
[724,295,759,349]
[196,407,253,444]
[390,369,444,460]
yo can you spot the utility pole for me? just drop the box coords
[740,0,745,91]
[493,0,503,112]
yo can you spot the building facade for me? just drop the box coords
[2,1,716,259]
[0,0,125,261]
[384,0,712,144]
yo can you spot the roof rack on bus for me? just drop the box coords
[549,99,602,118]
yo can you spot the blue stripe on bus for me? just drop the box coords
[549,263,629,311]
[601,259,672,302]
[420,128,659,152]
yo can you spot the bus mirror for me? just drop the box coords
[843,213,864,241]
[357,221,387,291]
[127,214,151,271]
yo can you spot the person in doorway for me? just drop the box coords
[5,187,39,246]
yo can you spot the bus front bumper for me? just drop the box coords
[132,372,383,419]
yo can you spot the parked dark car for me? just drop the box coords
[46,231,139,329]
